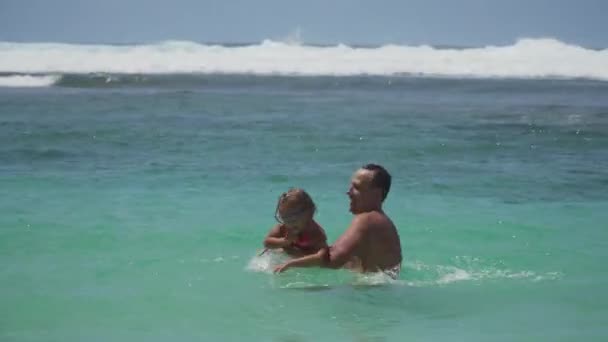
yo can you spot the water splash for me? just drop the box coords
[401,258,563,287]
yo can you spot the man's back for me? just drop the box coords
[357,211,402,272]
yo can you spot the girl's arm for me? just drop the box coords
[263,224,293,249]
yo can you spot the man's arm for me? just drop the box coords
[273,215,368,273]
[322,215,367,269]
[274,248,326,273]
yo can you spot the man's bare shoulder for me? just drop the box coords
[351,211,391,230]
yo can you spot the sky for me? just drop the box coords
[1,0,607,47]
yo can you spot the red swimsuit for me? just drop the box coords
[292,231,313,250]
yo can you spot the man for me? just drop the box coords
[274,164,402,278]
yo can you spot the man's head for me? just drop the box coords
[347,164,392,214]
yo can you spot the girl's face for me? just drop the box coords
[276,208,313,233]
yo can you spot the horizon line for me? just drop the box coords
[1,37,606,51]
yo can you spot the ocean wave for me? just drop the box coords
[1,38,607,80]
[0,74,60,87]
[0,147,77,162]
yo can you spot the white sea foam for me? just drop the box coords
[1,38,607,80]
[401,260,562,287]
[436,267,472,284]
[246,254,562,288]
[0,74,60,87]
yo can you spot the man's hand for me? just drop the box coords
[274,262,291,273]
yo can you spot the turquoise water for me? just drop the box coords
[1,76,607,341]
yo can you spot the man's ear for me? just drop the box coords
[373,187,384,201]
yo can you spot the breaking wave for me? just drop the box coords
[1,38,607,80]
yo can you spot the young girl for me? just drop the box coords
[263,188,327,257]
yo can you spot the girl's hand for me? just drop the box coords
[274,262,291,274]
[284,228,298,244]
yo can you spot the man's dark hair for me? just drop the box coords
[362,163,391,201]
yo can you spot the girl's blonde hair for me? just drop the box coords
[275,188,316,221]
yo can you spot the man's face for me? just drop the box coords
[347,169,376,213]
